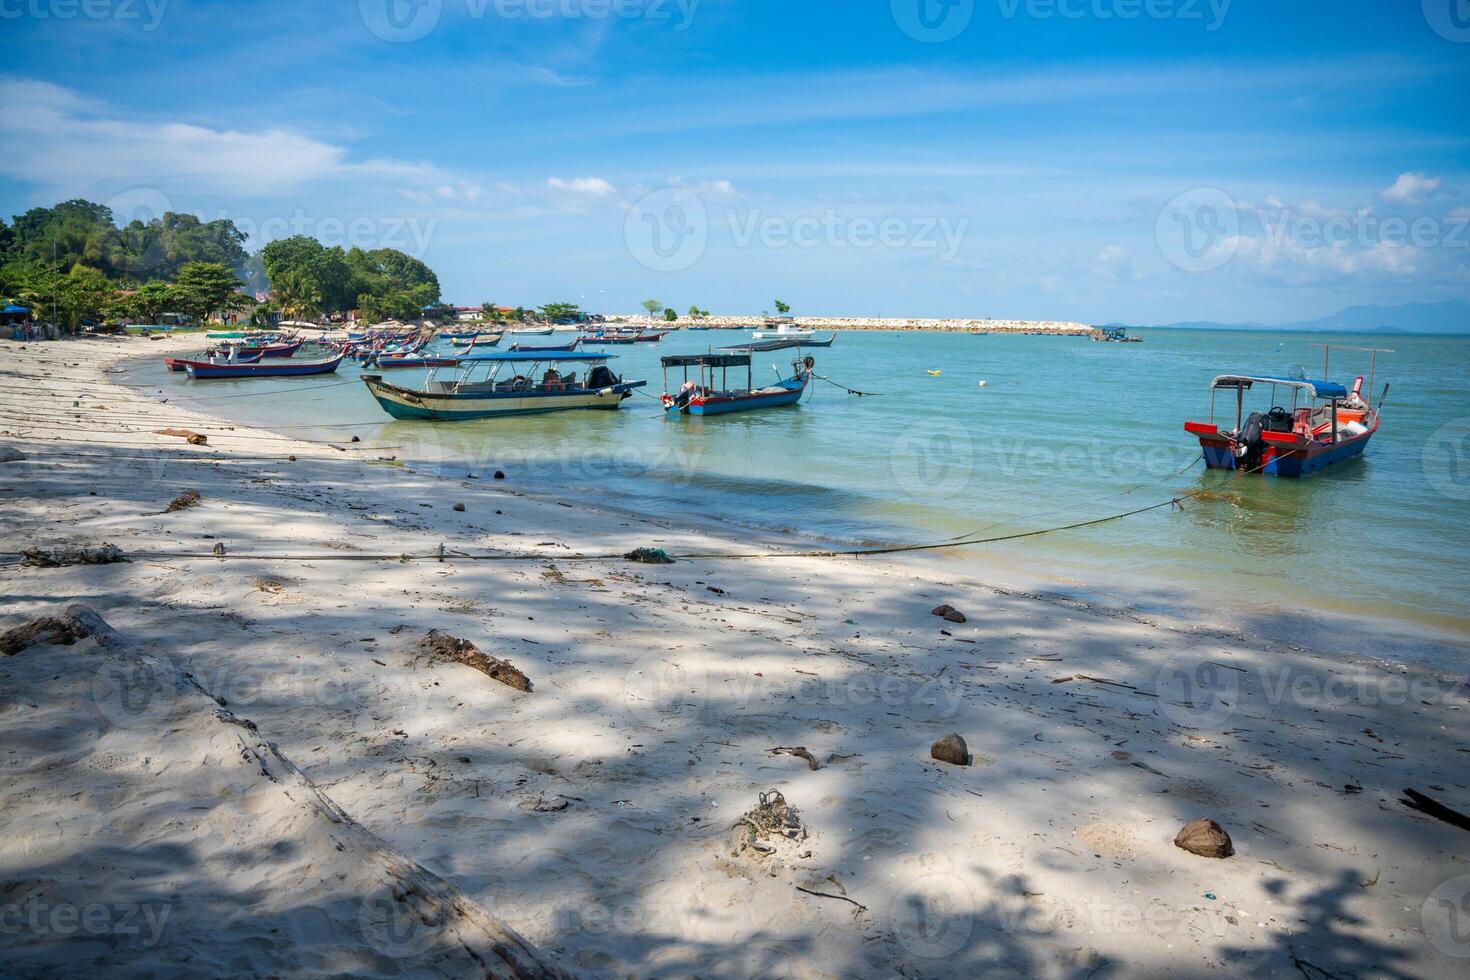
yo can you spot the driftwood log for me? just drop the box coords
[9,605,567,978]
[154,428,208,445]
[0,616,82,656]
[418,630,532,692]
[1401,788,1470,834]
[20,544,128,567]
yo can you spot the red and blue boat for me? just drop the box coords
[660,352,811,416]
[1184,346,1391,477]
[165,350,264,372]
[183,352,346,380]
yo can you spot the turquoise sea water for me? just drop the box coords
[127,328,1470,660]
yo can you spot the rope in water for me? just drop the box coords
[0,453,1253,566]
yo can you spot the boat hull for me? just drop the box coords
[1190,420,1378,477]
[184,353,345,380]
[667,377,808,416]
[363,375,645,420]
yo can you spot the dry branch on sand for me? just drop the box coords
[154,427,209,445]
[20,543,128,567]
[418,629,532,692]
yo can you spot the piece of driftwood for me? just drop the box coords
[20,544,129,567]
[931,733,971,766]
[162,489,201,513]
[48,605,567,978]
[418,630,532,692]
[0,616,83,656]
[1174,817,1234,858]
[154,428,208,445]
[1401,788,1470,834]
[773,746,820,770]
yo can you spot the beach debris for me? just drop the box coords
[417,629,532,692]
[350,435,361,442]
[927,370,942,376]
[493,470,506,479]
[931,604,967,623]
[1400,788,1470,834]
[977,380,988,387]
[772,746,820,770]
[731,789,808,859]
[624,547,674,564]
[452,503,466,512]
[212,543,227,557]
[0,445,25,462]
[930,733,971,766]
[1,616,83,656]
[253,576,288,594]
[154,427,208,445]
[20,544,128,568]
[1174,818,1234,858]
[161,489,201,513]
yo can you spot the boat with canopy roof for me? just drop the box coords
[660,352,812,416]
[1184,345,1391,477]
[361,351,645,420]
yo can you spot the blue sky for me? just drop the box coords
[2,0,1468,323]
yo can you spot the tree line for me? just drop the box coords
[0,199,443,328]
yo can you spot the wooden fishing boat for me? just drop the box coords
[509,339,581,353]
[455,334,503,354]
[374,356,462,369]
[723,334,837,352]
[661,353,812,416]
[632,330,671,342]
[165,351,263,372]
[183,352,346,380]
[258,340,304,358]
[1184,346,1391,477]
[578,333,640,345]
[507,326,555,337]
[361,352,646,420]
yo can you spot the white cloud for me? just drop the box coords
[1381,171,1441,204]
[0,76,449,199]
[546,176,616,197]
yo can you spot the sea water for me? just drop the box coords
[125,328,1470,663]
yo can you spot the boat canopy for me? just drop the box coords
[457,351,613,363]
[1211,375,1349,399]
[661,353,751,368]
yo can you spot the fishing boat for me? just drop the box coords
[507,326,556,337]
[724,334,837,352]
[751,317,814,340]
[373,355,462,369]
[361,352,646,420]
[661,353,812,416]
[509,339,580,353]
[632,330,671,342]
[1184,345,1391,477]
[455,334,503,354]
[165,350,263,372]
[440,330,492,342]
[578,332,640,345]
[183,352,346,380]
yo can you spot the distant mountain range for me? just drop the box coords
[1106,299,1470,335]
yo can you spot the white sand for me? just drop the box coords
[2,335,1467,978]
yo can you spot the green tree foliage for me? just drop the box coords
[663,307,678,321]
[774,299,791,314]
[171,262,248,322]
[538,302,583,322]
[641,298,662,316]
[259,237,441,318]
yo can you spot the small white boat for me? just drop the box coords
[507,326,555,336]
[751,320,814,340]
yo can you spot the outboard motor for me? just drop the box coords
[673,380,697,408]
[587,365,617,389]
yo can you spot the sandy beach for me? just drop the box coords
[2,335,1468,977]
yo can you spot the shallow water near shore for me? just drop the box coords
[124,327,1470,664]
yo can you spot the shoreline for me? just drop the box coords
[3,335,1468,977]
